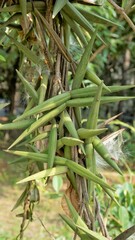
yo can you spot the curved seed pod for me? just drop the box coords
[24,98,35,112]
[0,119,35,130]
[29,132,49,143]
[65,159,114,190]
[92,136,122,175]
[57,139,64,150]
[61,111,85,154]
[6,150,114,190]
[48,120,57,168]
[71,85,135,99]
[62,137,83,147]
[38,72,48,104]
[85,69,110,92]
[77,128,107,139]
[14,92,70,122]
[86,82,103,129]
[74,107,82,128]
[64,145,77,191]
[8,104,66,149]
[66,96,135,107]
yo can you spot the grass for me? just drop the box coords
[0,136,135,240]
[0,150,73,240]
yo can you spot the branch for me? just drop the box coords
[108,0,135,32]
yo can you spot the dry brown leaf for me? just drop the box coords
[61,184,79,217]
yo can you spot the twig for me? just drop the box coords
[108,0,135,32]
[90,44,106,62]
[114,224,135,240]
[36,214,55,240]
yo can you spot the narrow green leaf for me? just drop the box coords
[110,120,135,133]
[0,2,45,13]
[0,102,10,110]
[76,7,121,27]
[65,195,88,228]
[53,0,67,18]
[17,166,68,184]
[63,2,105,44]
[60,214,88,239]
[77,225,108,240]
[5,33,39,64]
[6,150,114,190]
[65,159,114,190]
[8,156,27,165]
[8,104,66,149]
[0,54,6,62]
[29,132,49,143]
[16,70,38,103]
[12,187,28,211]
[72,30,97,90]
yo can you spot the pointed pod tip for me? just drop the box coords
[103,84,111,92]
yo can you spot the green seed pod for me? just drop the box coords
[0,119,35,130]
[77,128,107,139]
[48,120,57,168]
[92,137,122,175]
